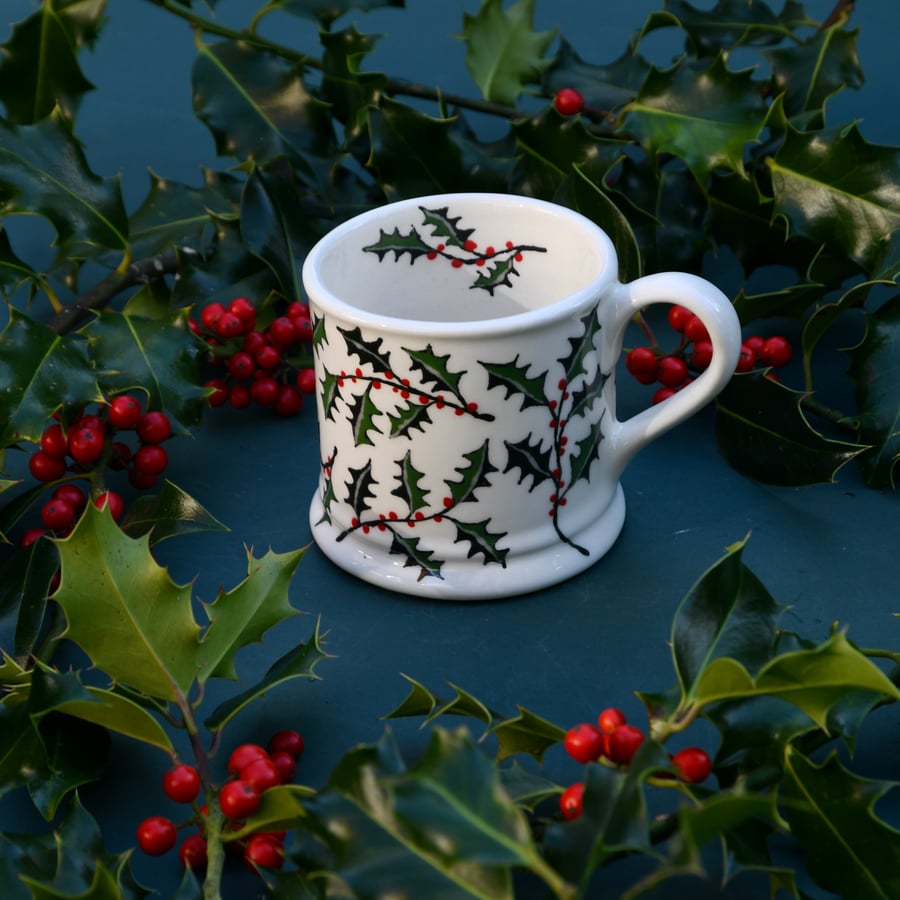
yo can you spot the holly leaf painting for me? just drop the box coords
[561,310,603,386]
[340,325,393,374]
[389,531,442,578]
[445,441,497,506]
[387,400,434,439]
[406,344,467,397]
[362,225,433,263]
[483,356,548,408]
[391,450,429,515]
[419,206,475,249]
[344,460,377,518]
[347,383,383,447]
[503,436,554,490]
[472,256,520,295]
[451,519,508,568]
[567,413,606,486]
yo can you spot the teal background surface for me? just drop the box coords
[1,1,898,897]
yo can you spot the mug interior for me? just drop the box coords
[305,194,615,325]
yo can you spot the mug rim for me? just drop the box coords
[301,191,620,338]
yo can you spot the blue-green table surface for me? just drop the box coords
[1,1,897,897]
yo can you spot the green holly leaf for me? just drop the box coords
[387,399,433,439]
[765,23,862,122]
[0,225,43,301]
[346,383,383,447]
[388,531,442,578]
[446,441,496,505]
[846,293,900,487]
[204,620,331,732]
[339,325,393,373]
[52,503,201,702]
[671,535,783,702]
[641,0,807,57]
[503,436,554,491]
[362,225,433,264]
[781,749,900,900]
[391,450,429,514]
[484,357,548,408]
[490,706,565,763]
[227,784,314,841]
[620,54,768,181]
[0,309,103,447]
[344,460,377,517]
[118,480,229,545]
[406,344,466,397]
[462,0,555,106]
[451,518,508,568]
[714,373,867,485]
[693,632,900,728]
[198,547,306,682]
[0,1,100,124]
[192,37,334,170]
[561,310,602,385]
[767,123,900,278]
[85,310,207,428]
[542,39,650,113]
[0,109,128,260]
[567,415,605,487]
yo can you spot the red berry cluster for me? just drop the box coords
[192,298,316,417]
[559,707,712,821]
[625,305,793,404]
[135,729,304,874]
[22,397,173,543]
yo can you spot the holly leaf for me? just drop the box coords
[620,54,768,181]
[0,535,58,661]
[0,1,99,124]
[693,632,900,727]
[391,450,429,514]
[204,620,331,732]
[490,706,565,763]
[567,414,605,487]
[227,784,314,841]
[846,293,900,487]
[389,531,442,579]
[418,206,475,249]
[472,257,522,296]
[85,310,207,428]
[446,441,497,505]
[0,309,103,447]
[362,225,433,263]
[118,480,229,544]
[451,519,508,568]
[340,325,393,373]
[462,0,555,106]
[781,749,900,900]
[52,503,201,701]
[344,460,377,517]
[198,547,306,682]
[346,383,383,447]
[387,400,433,439]
[0,225,43,301]
[192,37,334,170]
[561,310,602,385]
[0,109,128,260]
[484,357,548,408]
[767,123,900,278]
[406,344,466,396]
[714,373,867,486]
[503,436,554,490]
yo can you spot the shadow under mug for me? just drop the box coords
[302,193,741,600]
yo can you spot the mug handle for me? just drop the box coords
[598,272,742,480]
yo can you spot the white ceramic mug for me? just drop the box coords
[302,193,741,600]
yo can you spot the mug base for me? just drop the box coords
[308,484,626,601]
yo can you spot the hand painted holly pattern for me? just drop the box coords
[362,205,547,295]
[482,309,609,555]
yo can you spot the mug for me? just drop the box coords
[302,193,741,600]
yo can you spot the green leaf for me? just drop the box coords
[846,294,900,487]
[693,632,900,728]
[0,309,103,447]
[406,344,466,398]
[227,784,313,840]
[671,535,782,701]
[391,450,429,514]
[446,441,497,506]
[461,0,555,106]
[767,123,900,277]
[52,503,201,701]
[781,749,900,900]
[0,110,128,259]
[714,373,866,486]
[203,620,331,732]
[85,310,207,427]
[620,54,768,181]
[198,546,305,682]
[503,436,554,490]
[450,519,508,568]
[0,225,43,301]
[483,356,548,408]
[346,383,383,447]
[0,1,102,124]
[192,37,334,169]
[0,534,58,661]
[118,480,229,544]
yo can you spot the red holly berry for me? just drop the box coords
[179,833,208,870]
[597,707,626,736]
[297,367,317,395]
[108,395,142,430]
[606,724,645,765]
[53,483,85,509]
[270,750,297,784]
[229,383,252,409]
[29,450,67,482]
[162,763,201,804]
[625,346,658,384]
[671,746,712,784]
[40,424,68,458]
[215,312,245,339]
[667,304,692,333]
[227,351,256,380]
[229,296,256,326]
[269,729,305,759]
[760,335,792,367]
[136,815,177,856]
[563,723,605,764]
[205,378,229,408]
[690,340,714,370]
[20,527,46,548]
[684,314,710,344]
[41,498,76,532]
[254,344,281,370]
[553,87,584,116]
[735,343,757,373]
[274,384,303,416]
[133,444,168,476]
[652,387,676,405]
[239,757,281,794]
[250,375,280,407]
[218,779,260,820]
[244,833,284,871]
[227,743,269,775]
[136,411,172,445]
[67,426,106,464]
[94,490,124,521]
[657,356,689,388]
[559,782,585,821]
[200,302,226,330]
[268,316,298,348]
